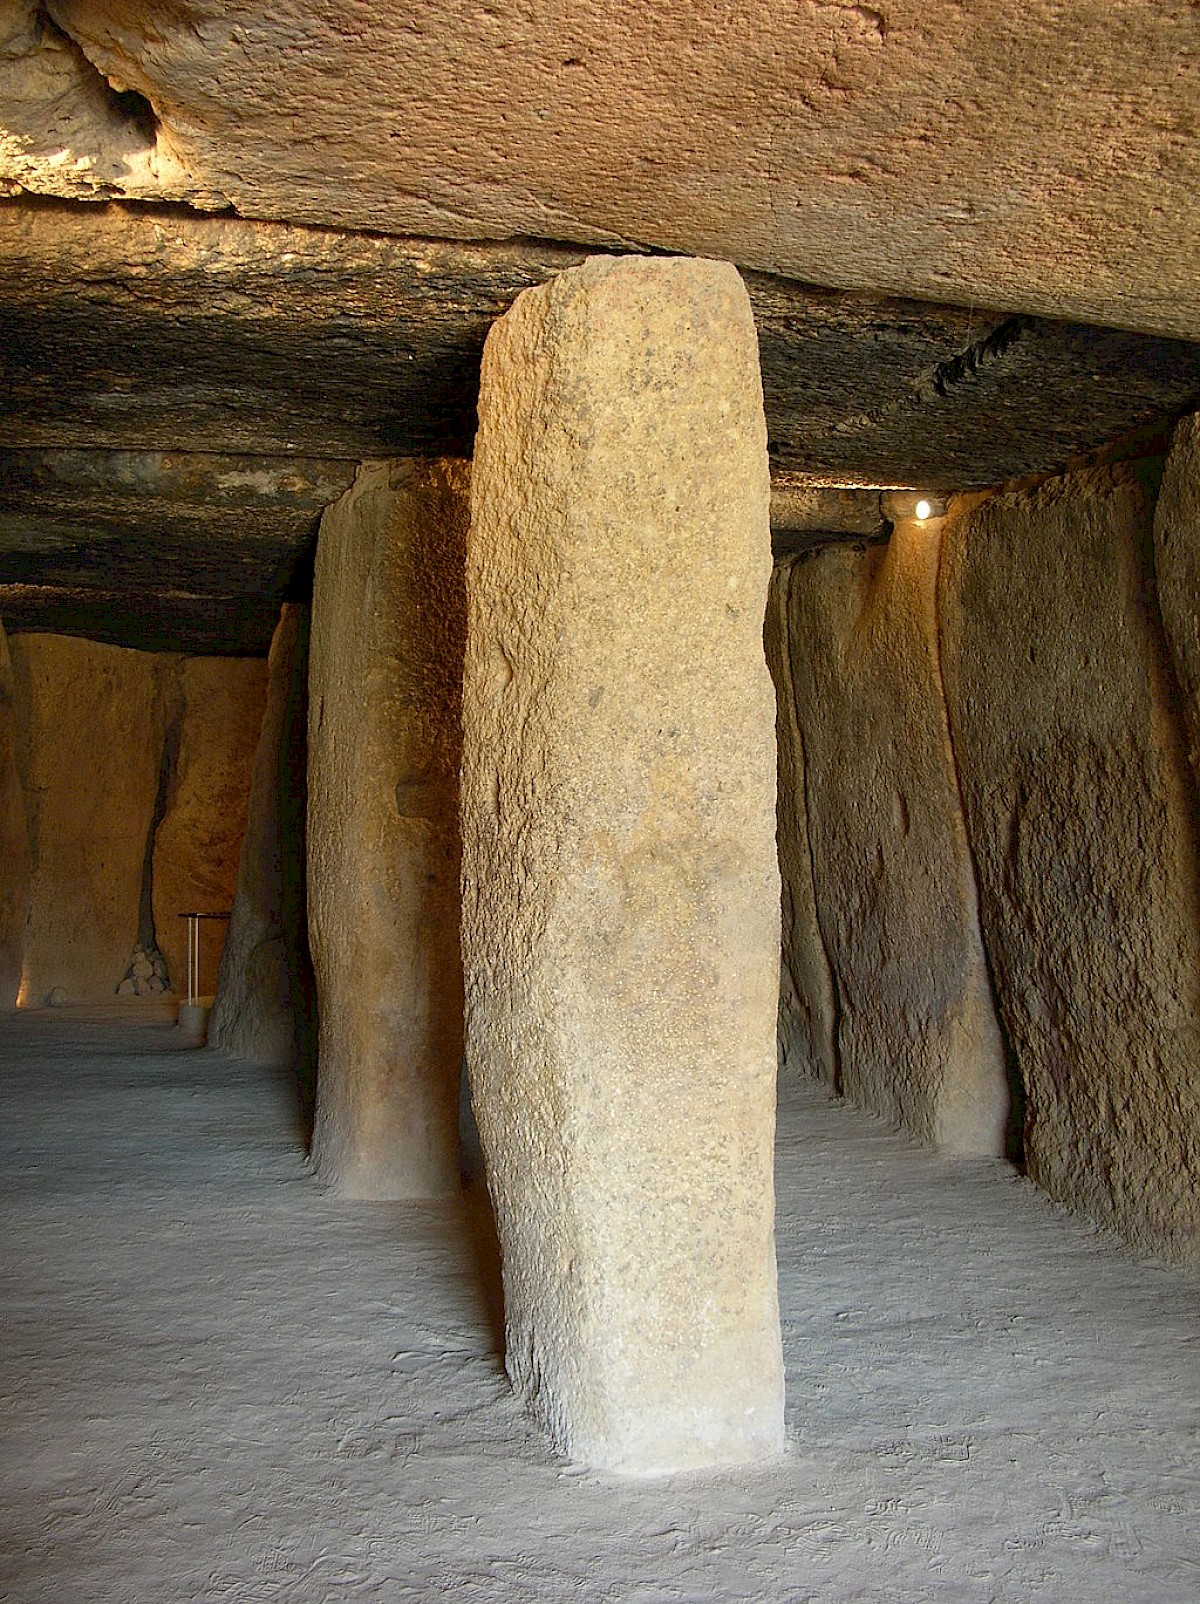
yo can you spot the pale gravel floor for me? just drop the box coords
[2,1005,1198,1604]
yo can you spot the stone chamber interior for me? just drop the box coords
[3,4,1200,1600]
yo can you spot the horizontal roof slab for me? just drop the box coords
[5,3,1200,339]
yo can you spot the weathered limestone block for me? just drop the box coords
[22,3,1200,339]
[4,204,1200,513]
[781,527,1011,1155]
[462,256,785,1473]
[0,623,29,1008]
[9,632,163,1004]
[940,468,1200,1263]
[1153,411,1200,783]
[763,563,837,1085]
[308,459,468,1200]
[0,443,356,656]
[152,657,268,999]
[209,607,316,1106]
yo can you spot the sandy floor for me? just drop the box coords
[2,1006,1198,1603]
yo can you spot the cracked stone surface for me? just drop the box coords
[6,203,1197,490]
[1,200,1199,651]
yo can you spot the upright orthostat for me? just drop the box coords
[773,527,1011,1156]
[9,634,163,1005]
[209,605,314,1078]
[462,256,785,1473]
[308,460,469,1198]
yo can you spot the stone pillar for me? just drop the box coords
[308,460,468,1199]
[462,256,784,1474]
[9,633,164,1005]
[152,657,269,999]
[1153,410,1200,782]
[763,563,837,1087]
[0,623,29,1009]
[940,466,1200,1265]
[209,606,317,1111]
[778,526,1011,1155]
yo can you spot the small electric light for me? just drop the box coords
[914,498,933,522]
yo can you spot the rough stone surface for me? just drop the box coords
[209,607,316,1115]
[462,256,784,1473]
[1153,411,1200,787]
[0,5,205,207]
[8,631,163,1004]
[940,467,1200,1264]
[0,621,29,1008]
[783,528,1011,1155]
[2,204,1198,512]
[7,4,1200,340]
[308,460,467,1200]
[0,583,290,660]
[770,485,888,563]
[763,564,837,1087]
[0,203,588,467]
[0,447,354,655]
[152,657,268,999]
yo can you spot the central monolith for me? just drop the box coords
[461,255,785,1474]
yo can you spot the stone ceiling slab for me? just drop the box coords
[0,582,283,655]
[0,447,351,587]
[3,203,1199,489]
[0,448,353,653]
[2,198,1200,652]
[3,2,1198,339]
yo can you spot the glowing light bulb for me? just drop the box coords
[914,498,933,521]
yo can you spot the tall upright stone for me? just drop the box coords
[782,526,1011,1155]
[940,467,1200,1264]
[308,460,468,1199]
[462,256,785,1474]
[152,657,269,999]
[9,633,164,1005]
[1153,410,1200,785]
[763,562,837,1086]
[0,623,29,1009]
[209,606,317,1117]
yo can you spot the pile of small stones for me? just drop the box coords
[116,944,172,996]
